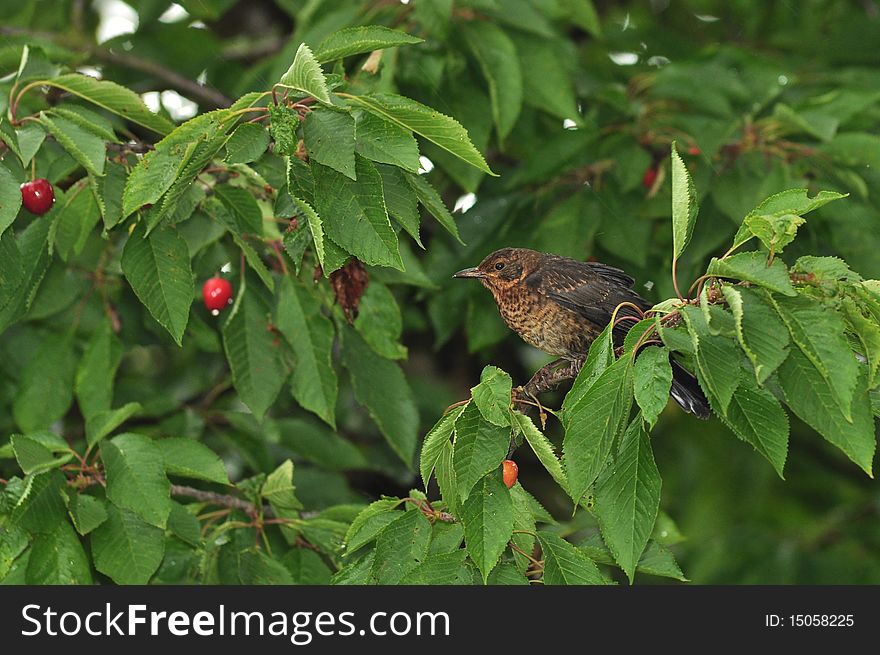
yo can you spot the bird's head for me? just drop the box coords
[453,248,543,292]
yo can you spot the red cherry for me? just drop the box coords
[642,167,658,190]
[20,178,55,215]
[688,145,701,155]
[502,460,518,489]
[202,277,233,312]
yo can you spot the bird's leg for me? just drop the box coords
[521,358,567,396]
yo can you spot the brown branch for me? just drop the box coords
[171,484,268,516]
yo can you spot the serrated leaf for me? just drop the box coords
[344,93,495,175]
[0,117,23,164]
[85,402,142,447]
[371,508,432,584]
[214,184,263,235]
[11,471,67,534]
[718,375,789,477]
[101,433,172,528]
[312,157,402,269]
[563,352,633,504]
[315,26,424,63]
[156,437,230,484]
[633,347,673,428]
[562,321,615,417]
[38,113,105,177]
[25,521,92,584]
[354,281,407,359]
[778,349,874,476]
[681,306,741,413]
[707,251,796,296]
[453,402,510,501]
[0,214,51,335]
[304,109,356,179]
[75,319,123,420]
[769,294,859,420]
[842,297,880,388]
[594,417,661,583]
[344,499,402,553]
[355,112,420,172]
[222,286,287,420]
[269,104,299,156]
[91,504,165,584]
[341,327,418,466]
[722,286,789,384]
[404,171,463,244]
[471,365,513,427]
[376,164,422,247]
[671,142,698,261]
[462,22,523,140]
[278,43,331,104]
[261,459,302,510]
[743,213,805,254]
[462,471,513,583]
[275,277,338,427]
[44,73,173,134]
[67,493,107,536]
[12,332,76,433]
[538,531,608,585]
[399,551,468,584]
[53,178,101,261]
[121,222,193,345]
[511,411,568,492]
[513,31,580,122]
[225,123,270,164]
[11,435,72,475]
[0,166,22,235]
[420,405,465,488]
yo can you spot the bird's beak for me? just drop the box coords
[453,267,486,279]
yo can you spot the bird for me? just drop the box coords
[453,247,710,419]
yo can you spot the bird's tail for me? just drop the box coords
[669,357,711,419]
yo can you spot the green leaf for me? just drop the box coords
[511,411,568,492]
[563,353,633,504]
[286,181,324,270]
[238,549,294,584]
[707,252,797,296]
[793,256,861,283]
[11,434,72,475]
[344,499,402,553]
[453,402,510,501]
[635,541,688,581]
[509,483,537,571]
[471,365,513,427]
[594,417,661,583]
[156,437,230,484]
[354,281,407,359]
[681,306,741,413]
[404,171,464,244]
[344,93,496,175]
[52,178,101,261]
[843,297,880,388]
[371,508,432,584]
[278,43,331,105]
[222,286,287,420]
[538,531,608,585]
[399,551,469,584]
[10,471,68,534]
[121,222,193,345]
[167,501,201,546]
[91,504,165,584]
[315,26,424,63]
[671,142,698,261]
[225,123,270,164]
[25,521,92,584]
[0,214,51,334]
[341,327,419,465]
[214,184,263,235]
[743,213,805,255]
[304,109,356,179]
[462,22,523,140]
[562,321,615,417]
[769,294,859,419]
[559,0,602,37]
[376,164,422,246]
[513,32,580,122]
[48,105,118,142]
[355,112,421,173]
[101,433,172,528]
[97,160,127,229]
[75,319,123,420]
[0,165,22,235]
[0,117,24,165]
[269,105,300,156]
[722,286,789,384]
[44,73,174,135]
[16,123,46,166]
[778,349,874,476]
[275,277,338,427]
[312,157,402,269]
[12,332,76,433]
[461,471,514,583]
[67,493,107,536]
[261,459,302,510]
[85,402,142,447]
[38,113,105,177]
[633,347,673,428]
[277,417,368,471]
[420,405,466,488]
[718,375,789,477]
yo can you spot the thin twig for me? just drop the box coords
[171,484,269,517]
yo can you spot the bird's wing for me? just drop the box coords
[525,257,649,339]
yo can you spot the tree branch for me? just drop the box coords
[170,484,268,516]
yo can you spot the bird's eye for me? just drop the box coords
[494,262,505,270]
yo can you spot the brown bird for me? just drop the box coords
[454,248,710,419]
